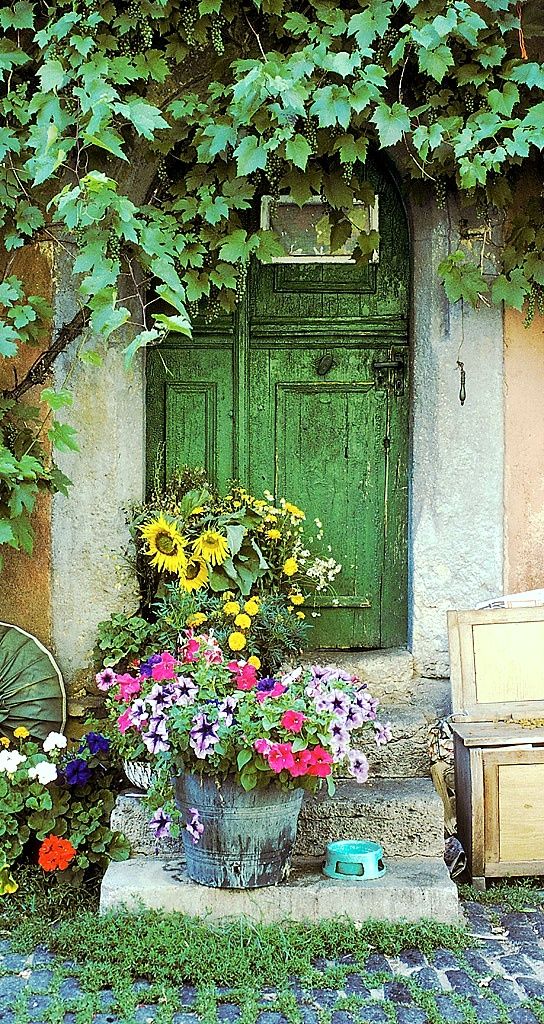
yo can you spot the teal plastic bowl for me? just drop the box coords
[323,840,386,880]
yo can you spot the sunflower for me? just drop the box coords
[193,530,229,566]
[179,555,208,592]
[140,516,188,574]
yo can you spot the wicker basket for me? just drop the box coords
[122,760,154,791]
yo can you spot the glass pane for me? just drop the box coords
[263,198,377,260]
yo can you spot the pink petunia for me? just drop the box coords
[306,745,333,778]
[266,742,295,774]
[288,748,313,777]
[180,631,200,663]
[254,738,272,755]
[117,710,134,735]
[151,652,178,681]
[281,710,306,734]
[115,674,142,701]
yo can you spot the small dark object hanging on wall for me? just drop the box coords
[457,361,466,406]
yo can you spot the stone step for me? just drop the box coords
[295,777,444,859]
[301,648,415,701]
[360,676,451,779]
[113,776,444,862]
[100,854,459,924]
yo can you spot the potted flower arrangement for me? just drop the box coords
[99,630,390,889]
[96,469,342,677]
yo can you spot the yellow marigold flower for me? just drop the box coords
[267,529,281,540]
[140,516,188,575]
[193,530,229,566]
[244,599,259,616]
[296,611,306,619]
[228,631,246,652]
[190,506,206,516]
[0,737,9,748]
[283,557,298,577]
[223,601,240,616]
[248,655,261,669]
[283,502,305,519]
[265,514,278,523]
[289,593,304,606]
[14,727,29,739]
[187,612,207,628]
[235,613,251,629]
[223,591,235,601]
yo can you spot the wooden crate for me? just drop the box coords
[448,607,544,889]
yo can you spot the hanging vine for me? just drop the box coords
[0,0,544,566]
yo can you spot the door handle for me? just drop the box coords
[372,357,405,394]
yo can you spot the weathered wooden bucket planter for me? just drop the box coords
[174,774,304,888]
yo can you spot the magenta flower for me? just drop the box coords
[254,738,271,755]
[281,710,306,734]
[151,652,178,681]
[348,749,369,784]
[117,710,134,735]
[180,630,200,662]
[288,748,313,777]
[115,673,142,702]
[267,742,294,774]
[189,714,220,759]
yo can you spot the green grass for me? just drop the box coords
[458,878,544,911]
[0,864,100,940]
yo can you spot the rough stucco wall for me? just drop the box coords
[51,250,144,716]
[0,243,54,646]
[409,194,505,677]
[504,307,544,591]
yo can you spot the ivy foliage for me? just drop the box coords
[0,0,543,565]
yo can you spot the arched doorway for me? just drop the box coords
[146,158,409,649]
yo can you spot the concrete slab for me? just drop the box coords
[299,649,415,700]
[100,855,459,924]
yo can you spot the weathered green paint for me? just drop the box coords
[146,159,409,649]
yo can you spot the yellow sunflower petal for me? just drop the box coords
[192,530,229,566]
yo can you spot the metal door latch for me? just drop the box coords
[372,356,405,395]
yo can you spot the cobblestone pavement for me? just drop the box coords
[1,900,544,1024]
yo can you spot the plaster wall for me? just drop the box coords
[0,243,54,646]
[409,194,505,677]
[47,194,507,692]
[504,308,544,592]
[50,252,144,714]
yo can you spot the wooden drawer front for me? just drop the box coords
[483,749,544,871]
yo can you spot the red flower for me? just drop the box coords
[38,835,76,872]
[307,745,333,778]
[267,742,295,774]
[227,661,257,691]
[281,710,306,734]
[288,748,313,777]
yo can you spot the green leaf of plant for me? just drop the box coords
[41,387,73,411]
[48,421,80,453]
[371,103,410,147]
[237,749,252,770]
[491,269,529,310]
[234,136,267,176]
[285,133,312,171]
[123,329,161,369]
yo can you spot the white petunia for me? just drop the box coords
[28,760,58,785]
[43,731,67,753]
[0,750,27,774]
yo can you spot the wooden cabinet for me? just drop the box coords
[448,607,544,889]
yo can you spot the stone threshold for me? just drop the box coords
[100,855,459,924]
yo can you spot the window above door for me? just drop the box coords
[260,195,379,264]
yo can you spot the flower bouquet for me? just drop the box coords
[99,469,342,674]
[99,629,390,887]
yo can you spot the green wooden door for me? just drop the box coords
[147,160,409,649]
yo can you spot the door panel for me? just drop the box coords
[146,157,410,650]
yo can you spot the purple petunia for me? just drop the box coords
[82,732,110,755]
[173,675,198,706]
[256,676,277,693]
[64,758,92,786]
[329,719,350,756]
[142,715,170,755]
[186,806,204,844]
[149,806,172,839]
[348,749,369,784]
[374,721,392,746]
[217,694,238,727]
[95,668,116,691]
[189,714,220,759]
[128,698,149,729]
[140,654,163,678]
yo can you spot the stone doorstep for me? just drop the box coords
[362,676,451,779]
[300,648,416,700]
[296,777,444,859]
[99,854,460,924]
[111,777,444,862]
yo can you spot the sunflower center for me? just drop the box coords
[186,560,201,580]
[156,532,177,556]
